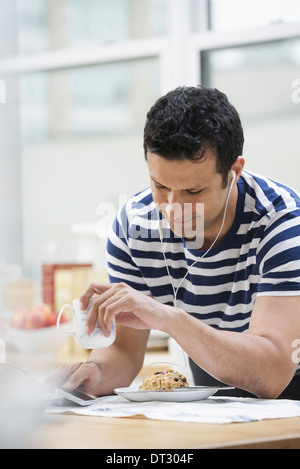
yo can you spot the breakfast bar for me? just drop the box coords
[3,346,300,450]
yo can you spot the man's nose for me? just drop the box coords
[167,190,181,205]
[166,191,184,219]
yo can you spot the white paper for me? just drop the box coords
[45,395,300,424]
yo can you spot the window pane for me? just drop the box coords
[20,58,159,143]
[202,38,300,190]
[16,0,169,55]
[19,58,160,270]
[192,0,300,32]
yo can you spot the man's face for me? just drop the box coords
[147,150,233,247]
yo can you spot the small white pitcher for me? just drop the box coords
[57,298,116,349]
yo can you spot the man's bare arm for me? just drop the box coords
[167,296,300,398]
[47,326,150,396]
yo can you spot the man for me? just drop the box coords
[53,86,300,399]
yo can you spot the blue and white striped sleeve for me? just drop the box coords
[106,205,152,295]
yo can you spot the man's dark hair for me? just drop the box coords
[143,86,244,186]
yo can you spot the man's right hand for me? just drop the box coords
[45,361,102,396]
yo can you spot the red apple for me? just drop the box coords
[11,304,68,329]
[24,307,49,329]
[48,311,59,326]
[47,311,57,327]
[47,310,68,326]
[10,308,29,329]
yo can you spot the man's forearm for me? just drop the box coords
[164,308,293,398]
[87,327,150,396]
[87,346,139,396]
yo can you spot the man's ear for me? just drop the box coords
[231,156,245,180]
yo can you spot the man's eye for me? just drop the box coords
[186,189,202,196]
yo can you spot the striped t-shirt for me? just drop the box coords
[107,170,300,372]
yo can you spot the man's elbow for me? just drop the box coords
[253,372,295,399]
[255,386,282,400]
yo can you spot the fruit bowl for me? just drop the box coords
[6,323,72,355]
[7,304,71,355]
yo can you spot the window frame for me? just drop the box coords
[0,2,299,92]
